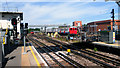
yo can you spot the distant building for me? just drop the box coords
[82,24,88,32]
[87,19,120,33]
[58,25,70,28]
[73,21,82,27]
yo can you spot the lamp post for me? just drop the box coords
[116,1,120,20]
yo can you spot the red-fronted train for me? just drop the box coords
[30,32,34,34]
[46,27,78,36]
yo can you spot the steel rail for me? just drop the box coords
[44,36,120,66]
[36,35,116,68]
[58,53,86,68]
[67,44,120,66]
[28,37,65,68]
[84,49,120,62]
[33,39,84,68]
[27,37,52,68]
[71,45,120,66]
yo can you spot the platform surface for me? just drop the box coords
[93,41,120,49]
[3,44,47,68]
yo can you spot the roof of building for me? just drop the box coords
[0,11,23,14]
[0,11,23,20]
[87,19,120,25]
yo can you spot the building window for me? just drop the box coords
[107,25,111,31]
[119,25,120,31]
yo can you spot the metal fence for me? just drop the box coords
[0,29,2,68]
[100,31,113,43]
[0,29,6,68]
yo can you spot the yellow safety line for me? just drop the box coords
[29,46,41,68]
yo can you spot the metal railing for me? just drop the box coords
[0,28,9,68]
[2,7,19,12]
[0,29,2,68]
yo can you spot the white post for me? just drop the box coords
[23,28,26,54]
[2,43,4,57]
[2,37,4,57]
[24,36,26,52]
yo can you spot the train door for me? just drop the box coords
[69,28,72,34]
[59,29,61,33]
[72,28,74,34]
[75,28,77,34]
[64,28,65,34]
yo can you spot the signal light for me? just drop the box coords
[25,23,28,29]
[11,18,17,25]
[13,26,17,38]
[111,9,114,18]
[25,23,28,35]
[20,23,24,29]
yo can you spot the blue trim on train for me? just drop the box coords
[58,32,69,33]
[47,32,69,34]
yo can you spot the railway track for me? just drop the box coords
[27,36,85,68]
[73,46,120,65]
[45,36,120,63]
[33,34,119,68]
[47,37,120,67]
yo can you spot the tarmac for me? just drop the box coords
[3,43,48,68]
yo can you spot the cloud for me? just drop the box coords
[2,0,106,2]
[2,2,117,25]
[21,2,115,25]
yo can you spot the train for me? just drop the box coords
[31,32,34,34]
[46,27,78,36]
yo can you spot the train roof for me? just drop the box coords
[70,26,77,28]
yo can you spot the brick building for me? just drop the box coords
[87,19,120,33]
[73,21,82,27]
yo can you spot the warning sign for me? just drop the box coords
[5,28,8,35]
[67,49,71,52]
[113,32,115,43]
[3,37,5,44]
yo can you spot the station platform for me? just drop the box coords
[3,43,47,68]
[92,41,120,49]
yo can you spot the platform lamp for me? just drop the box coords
[105,0,120,19]
[116,1,120,7]
[116,1,120,49]
[116,1,120,20]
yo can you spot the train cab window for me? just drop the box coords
[75,28,77,30]
[61,29,64,31]
[73,28,74,30]
[65,29,68,31]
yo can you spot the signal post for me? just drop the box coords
[22,23,28,54]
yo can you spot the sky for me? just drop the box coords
[1,1,119,26]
